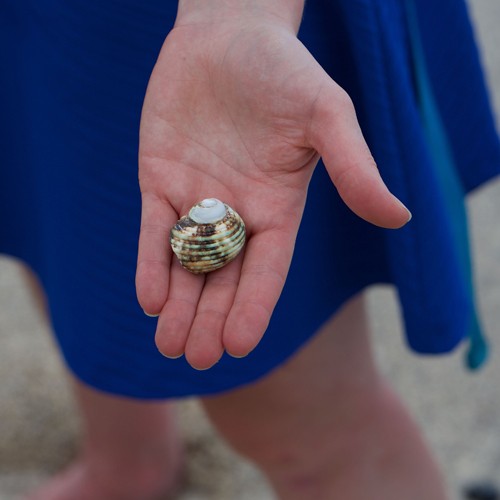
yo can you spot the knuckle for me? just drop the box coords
[333,86,355,114]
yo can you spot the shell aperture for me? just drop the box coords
[170,199,246,274]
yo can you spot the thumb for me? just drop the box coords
[307,83,411,229]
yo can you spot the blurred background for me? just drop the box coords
[1,1,500,499]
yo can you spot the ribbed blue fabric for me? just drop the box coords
[1,1,499,398]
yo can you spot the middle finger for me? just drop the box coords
[184,254,243,370]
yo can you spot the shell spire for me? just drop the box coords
[170,199,246,274]
[189,198,227,224]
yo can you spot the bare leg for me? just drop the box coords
[202,293,448,500]
[26,380,184,500]
[20,267,184,500]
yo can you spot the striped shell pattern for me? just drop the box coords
[170,199,246,274]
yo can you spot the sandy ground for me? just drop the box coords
[1,2,500,499]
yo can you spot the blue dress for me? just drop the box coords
[1,0,499,398]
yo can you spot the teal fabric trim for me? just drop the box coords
[404,0,487,369]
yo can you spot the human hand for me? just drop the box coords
[136,2,411,369]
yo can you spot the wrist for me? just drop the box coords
[176,0,305,33]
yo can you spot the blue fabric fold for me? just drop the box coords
[404,0,487,369]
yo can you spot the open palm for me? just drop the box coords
[136,18,409,369]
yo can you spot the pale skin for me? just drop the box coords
[136,0,411,370]
[27,296,447,500]
[27,1,449,499]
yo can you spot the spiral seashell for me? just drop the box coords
[170,198,246,274]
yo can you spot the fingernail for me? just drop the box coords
[404,207,412,222]
[159,350,184,360]
[227,352,248,359]
[396,198,412,223]
[144,311,159,318]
